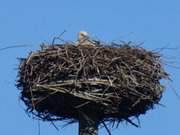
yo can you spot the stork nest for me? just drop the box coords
[17,43,169,127]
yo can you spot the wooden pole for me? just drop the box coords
[79,115,99,135]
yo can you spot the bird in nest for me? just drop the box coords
[76,31,100,46]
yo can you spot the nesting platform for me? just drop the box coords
[17,43,168,127]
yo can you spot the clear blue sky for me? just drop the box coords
[0,0,180,135]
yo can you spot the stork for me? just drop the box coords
[76,31,99,46]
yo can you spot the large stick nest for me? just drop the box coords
[17,43,168,126]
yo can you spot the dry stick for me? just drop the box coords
[32,90,58,106]
[75,101,91,109]
[102,121,112,135]
[0,44,31,51]
[36,84,110,105]
[29,89,36,110]
[167,81,180,101]
[50,121,59,131]
[52,30,67,45]
[38,120,41,135]
[124,118,139,127]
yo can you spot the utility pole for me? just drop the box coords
[79,115,99,135]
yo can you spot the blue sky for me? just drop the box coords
[0,0,180,135]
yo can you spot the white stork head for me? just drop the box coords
[78,31,89,42]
